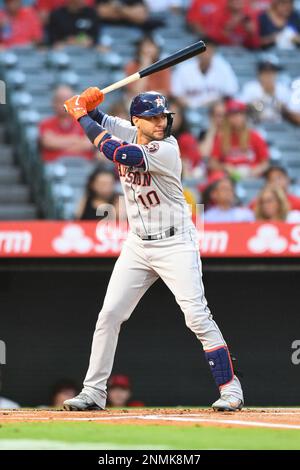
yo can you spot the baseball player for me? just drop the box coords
[63,88,244,411]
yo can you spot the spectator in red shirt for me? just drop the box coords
[250,165,300,211]
[209,0,260,49]
[210,99,270,179]
[186,0,225,37]
[39,85,94,163]
[0,0,43,48]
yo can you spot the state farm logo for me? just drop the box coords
[248,225,288,254]
[52,223,128,254]
[52,224,94,254]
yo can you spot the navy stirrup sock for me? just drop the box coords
[205,346,234,387]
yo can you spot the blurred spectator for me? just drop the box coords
[210,99,270,179]
[203,174,254,222]
[0,370,20,409]
[144,0,183,15]
[247,0,272,16]
[169,97,204,178]
[0,0,43,48]
[36,0,95,25]
[50,379,78,407]
[47,0,99,47]
[96,0,162,30]
[77,166,126,220]
[107,374,144,407]
[255,184,300,221]
[258,0,300,49]
[240,54,291,123]
[199,99,226,158]
[171,37,239,108]
[39,85,94,163]
[209,0,259,49]
[250,165,300,210]
[186,0,225,37]
[125,35,170,100]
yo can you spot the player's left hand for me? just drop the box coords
[64,95,88,120]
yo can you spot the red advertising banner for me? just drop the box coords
[0,221,300,258]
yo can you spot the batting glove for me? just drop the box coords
[64,95,88,121]
[80,87,104,112]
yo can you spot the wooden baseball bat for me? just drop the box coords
[101,40,206,95]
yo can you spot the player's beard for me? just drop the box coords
[144,129,166,142]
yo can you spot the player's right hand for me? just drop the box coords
[81,87,104,112]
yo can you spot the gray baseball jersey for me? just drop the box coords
[76,113,243,411]
[102,114,193,236]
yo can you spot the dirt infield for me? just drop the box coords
[1,408,300,430]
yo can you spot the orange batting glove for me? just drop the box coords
[80,87,104,112]
[64,95,87,120]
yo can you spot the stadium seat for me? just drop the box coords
[46,51,71,70]
[0,51,18,69]
[0,204,38,220]
[5,70,26,90]
[0,185,31,204]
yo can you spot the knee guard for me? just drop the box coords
[205,346,234,387]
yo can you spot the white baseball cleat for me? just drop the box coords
[212,395,244,412]
[63,392,104,411]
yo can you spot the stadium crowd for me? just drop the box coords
[1,0,300,222]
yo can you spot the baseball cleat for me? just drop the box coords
[212,395,244,412]
[63,392,104,411]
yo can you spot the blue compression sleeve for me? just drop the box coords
[88,108,107,125]
[78,115,106,143]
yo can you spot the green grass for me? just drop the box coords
[0,422,300,449]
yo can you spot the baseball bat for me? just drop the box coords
[101,40,206,95]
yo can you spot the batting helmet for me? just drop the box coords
[130,91,174,138]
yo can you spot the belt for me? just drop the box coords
[139,226,177,241]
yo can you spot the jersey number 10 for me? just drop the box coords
[138,190,160,209]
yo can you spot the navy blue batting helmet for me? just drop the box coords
[130,91,174,137]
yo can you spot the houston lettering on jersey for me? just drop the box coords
[117,164,152,187]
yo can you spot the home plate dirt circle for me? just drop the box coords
[1,408,300,430]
